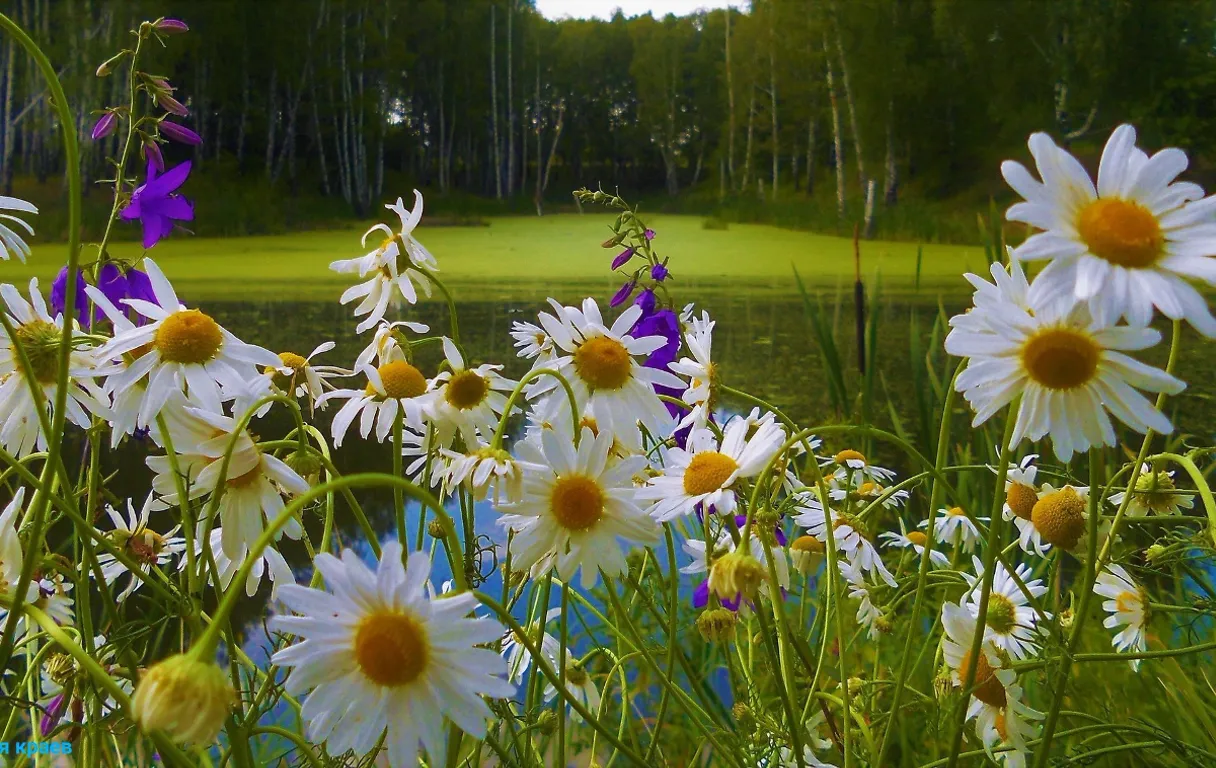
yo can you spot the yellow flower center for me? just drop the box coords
[12,320,61,383]
[1076,198,1163,269]
[905,531,928,547]
[578,416,600,436]
[375,360,427,400]
[791,535,825,554]
[683,451,739,496]
[1020,327,1101,391]
[833,512,866,537]
[154,309,224,365]
[444,369,489,410]
[986,594,1017,634]
[550,474,605,531]
[565,663,588,686]
[353,610,428,687]
[278,352,307,371]
[994,710,1010,742]
[857,481,881,497]
[959,651,1006,707]
[126,530,168,565]
[948,506,967,517]
[1006,483,1038,521]
[1132,470,1178,513]
[225,463,264,490]
[1031,487,1087,549]
[1115,590,1140,614]
[835,449,866,464]
[574,336,632,390]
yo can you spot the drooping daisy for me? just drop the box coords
[824,449,896,485]
[320,359,431,447]
[501,607,561,684]
[0,196,37,262]
[495,425,660,588]
[1108,463,1194,517]
[510,319,555,361]
[941,601,1040,761]
[879,529,949,568]
[525,297,684,450]
[840,561,885,639]
[0,279,110,457]
[265,341,345,416]
[1025,482,1090,555]
[639,414,786,521]
[830,477,910,510]
[0,489,32,603]
[39,634,129,730]
[96,494,186,600]
[544,656,601,721]
[442,442,535,504]
[1003,124,1216,335]
[422,338,516,447]
[946,275,1184,461]
[920,506,986,553]
[147,402,309,558]
[668,310,716,411]
[1094,563,1149,669]
[354,319,430,371]
[89,258,280,425]
[330,191,437,334]
[960,557,1049,660]
[793,495,896,587]
[682,528,738,609]
[270,543,514,768]
[200,527,294,598]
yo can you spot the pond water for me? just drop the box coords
[80,283,1216,648]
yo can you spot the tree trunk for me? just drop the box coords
[506,0,515,196]
[833,5,865,193]
[804,116,816,195]
[311,81,331,196]
[541,102,565,196]
[725,8,735,190]
[2,34,15,195]
[742,86,755,191]
[264,67,278,177]
[823,34,845,222]
[490,4,502,199]
[534,40,542,214]
[768,13,778,201]
[883,99,897,206]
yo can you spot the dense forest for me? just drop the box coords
[3,0,1216,241]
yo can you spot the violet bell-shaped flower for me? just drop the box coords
[610,280,636,308]
[91,112,117,141]
[611,247,635,270]
[120,160,194,249]
[159,120,201,146]
[51,267,88,325]
[651,262,670,282]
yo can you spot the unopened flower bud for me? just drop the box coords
[1145,543,1167,563]
[708,551,765,602]
[159,120,202,146]
[96,51,129,77]
[1058,608,1074,629]
[932,670,954,700]
[283,451,321,485]
[153,18,189,34]
[732,702,755,731]
[600,232,626,248]
[143,140,165,173]
[536,710,557,736]
[132,654,233,745]
[846,677,865,696]
[427,519,446,539]
[610,247,635,270]
[90,112,117,140]
[157,93,189,117]
[695,607,737,642]
[875,614,893,635]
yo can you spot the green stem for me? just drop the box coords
[490,367,580,448]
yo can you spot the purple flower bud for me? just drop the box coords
[644,228,656,241]
[610,280,636,308]
[91,112,117,141]
[40,693,66,735]
[157,93,189,117]
[159,120,201,146]
[51,267,89,325]
[610,247,635,271]
[144,141,164,173]
[633,287,657,317]
[154,18,189,34]
[650,263,669,282]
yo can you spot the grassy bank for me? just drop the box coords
[3,215,983,302]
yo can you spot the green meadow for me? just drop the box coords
[8,215,983,301]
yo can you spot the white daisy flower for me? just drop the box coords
[510,319,555,361]
[946,275,1184,461]
[669,310,716,411]
[543,656,601,721]
[79,282,153,447]
[1003,124,1216,335]
[680,527,735,578]
[0,196,37,262]
[265,341,345,416]
[495,425,660,589]
[824,449,896,485]
[638,414,786,522]
[501,607,561,684]
[972,681,1043,768]
[960,557,1049,660]
[147,402,309,559]
[920,506,986,553]
[1094,563,1149,670]
[39,634,130,728]
[442,442,536,504]
[0,279,110,457]
[320,359,431,447]
[0,488,33,602]
[5,572,76,633]
[270,543,514,768]
[200,527,294,599]
[89,258,280,426]
[96,494,186,600]
[1012,481,1090,557]
[422,338,516,447]
[525,297,684,450]
[1109,463,1194,516]
[792,496,896,587]
[830,477,910,510]
[879,529,949,568]
[840,561,884,639]
[331,191,437,334]
[354,320,430,371]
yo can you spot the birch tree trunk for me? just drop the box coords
[742,85,755,190]
[832,5,865,193]
[506,0,515,197]
[264,68,277,177]
[725,8,735,190]
[769,45,779,201]
[823,33,845,222]
[490,4,502,199]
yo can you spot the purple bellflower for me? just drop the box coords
[159,120,201,146]
[611,247,635,270]
[120,160,194,249]
[91,112,117,140]
[51,268,88,325]
[651,262,669,282]
[644,228,656,240]
[610,280,636,308]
